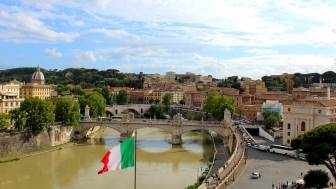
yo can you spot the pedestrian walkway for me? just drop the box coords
[202,128,246,189]
[208,136,230,176]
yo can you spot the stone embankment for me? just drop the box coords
[207,135,230,177]
[0,125,72,158]
[199,127,247,189]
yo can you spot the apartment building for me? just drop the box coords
[0,80,24,113]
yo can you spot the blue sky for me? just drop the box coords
[0,0,336,79]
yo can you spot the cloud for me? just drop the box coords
[78,0,286,34]
[0,9,79,43]
[116,53,336,79]
[68,0,336,49]
[44,48,62,57]
[2,0,336,78]
[245,49,278,55]
[77,47,173,63]
[190,54,336,79]
[78,51,97,62]
[89,28,142,43]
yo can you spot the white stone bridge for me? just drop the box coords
[76,112,235,151]
[105,104,151,117]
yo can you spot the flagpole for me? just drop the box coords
[134,130,137,189]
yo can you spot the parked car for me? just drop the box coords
[250,172,261,179]
[257,145,270,152]
[297,150,307,160]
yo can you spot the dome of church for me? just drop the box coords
[31,67,45,84]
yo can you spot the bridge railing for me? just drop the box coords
[79,118,226,127]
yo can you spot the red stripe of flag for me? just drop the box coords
[98,151,111,174]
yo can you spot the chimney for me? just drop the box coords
[327,87,330,100]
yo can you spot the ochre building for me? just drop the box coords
[20,67,52,100]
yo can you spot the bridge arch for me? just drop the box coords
[105,110,115,117]
[121,108,140,116]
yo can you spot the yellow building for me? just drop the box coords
[20,67,53,100]
[241,80,267,95]
[0,80,24,113]
[170,91,184,104]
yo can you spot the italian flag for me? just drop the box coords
[98,136,135,174]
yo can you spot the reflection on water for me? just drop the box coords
[0,128,214,189]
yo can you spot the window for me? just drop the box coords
[287,123,291,129]
[318,109,322,114]
[287,139,290,144]
[287,132,290,136]
[288,108,291,112]
[301,121,306,132]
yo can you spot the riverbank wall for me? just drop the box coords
[0,125,72,158]
[216,129,247,189]
[199,127,247,189]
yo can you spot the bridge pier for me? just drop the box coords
[171,134,182,145]
[120,132,129,142]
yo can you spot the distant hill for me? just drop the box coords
[0,67,144,89]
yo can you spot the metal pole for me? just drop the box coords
[134,130,137,189]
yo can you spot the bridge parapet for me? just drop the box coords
[77,118,233,146]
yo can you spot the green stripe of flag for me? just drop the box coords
[120,136,135,169]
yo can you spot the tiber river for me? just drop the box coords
[0,128,215,189]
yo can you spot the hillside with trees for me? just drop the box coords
[0,67,144,89]
[262,71,336,90]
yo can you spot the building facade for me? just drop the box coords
[241,80,267,95]
[282,99,336,145]
[166,71,176,81]
[170,91,184,104]
[0,80,24,113]
[20,67,53,100]
[184,91,207,108]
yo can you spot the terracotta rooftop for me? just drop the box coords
[285,98,336,107]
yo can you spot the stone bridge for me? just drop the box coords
[76,111,235,151]
[105,104,151,117]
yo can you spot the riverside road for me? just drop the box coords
[228,148,334,189]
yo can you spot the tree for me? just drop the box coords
[292,123,336,180]
[79,92,106,118]
[55,84,71,94]
[162,93,173,109]
[55,97,80,126]
[144,104,165,119]
[304,170,330,189]
[71,86,85,96]
[186,112,194,120]
[262,112,281,130]
[203,91,235,121]
[116,90,129,105]
[0,113,11,129]
[101,86,113,105]
[16,98,55,135]
[9,108,26,131]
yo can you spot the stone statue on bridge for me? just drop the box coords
[84,105,91,121]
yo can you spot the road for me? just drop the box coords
[228,148,334,189]
[253,136,271,145]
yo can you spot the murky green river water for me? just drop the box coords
[0,128,214,189]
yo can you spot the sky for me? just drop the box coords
[0,0,336,79]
